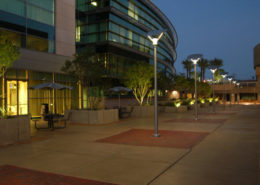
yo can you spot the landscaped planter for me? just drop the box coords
[0,116,31,146]
[131,106,154,117]
[164,106,177,113]
[176,105,188,112]
[70,109,118,124]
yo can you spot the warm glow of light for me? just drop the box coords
[175,102,181,108]
[19,81,28,115]
[208,98,213,103]
[172,91,178,95]
[91,1,98,6]
[189,100,195,105]
[200,99,205,104]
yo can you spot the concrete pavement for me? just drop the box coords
[0,105,259,185]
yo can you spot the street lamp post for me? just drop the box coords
[210,69,217,113]
[221,74,227,109]
[188,54,202,120]
[233,81,237,104]
[148,30,165,137]
[228,77,232,106]
[236,83,240,104]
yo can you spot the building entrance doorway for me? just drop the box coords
[7,80,28,116]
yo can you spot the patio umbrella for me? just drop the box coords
[109,86,131,108]
[31,82,72,90]
[30,82,73,113]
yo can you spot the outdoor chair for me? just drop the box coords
[53,110,72,129]
[119,106,134,119]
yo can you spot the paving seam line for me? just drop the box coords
[146,121,226,185]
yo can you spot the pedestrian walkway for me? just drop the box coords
[0,105,259,185]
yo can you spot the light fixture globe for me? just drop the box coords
[210,68,217,74]
[221,74,227,79]
[147,29,166,46]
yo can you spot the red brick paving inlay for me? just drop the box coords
[164,118,226,124]
[0,165,118,185]
[96,129,209,149]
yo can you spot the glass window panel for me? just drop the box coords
[88,24,98,33]
[5,69,16,79]
[0,0,26,17]
[27,35,48,52]
[27,4,54,25]
[0,29,23,47]
[7,80,17,116]
[18,81,28,115]
[100,22,107,32]
[28,0,54,12]
[87,34,97,43]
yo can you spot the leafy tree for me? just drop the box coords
[214,68,226,82]
[158,72,174,96]
[123,63,153,106]
[0,33,20,118]
[173,74,193,98]
[198,81,212,98]
[62,49,105,109]
[182,60,193,78]
[209,58,223,70]
[0,33,20,76]
[198,58,209,81]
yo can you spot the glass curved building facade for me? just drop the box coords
[76,0,178,77]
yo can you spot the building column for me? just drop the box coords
[231,93,235,104]
[237,93,240,104]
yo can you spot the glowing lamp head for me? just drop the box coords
[221,74,227,79]
[191,58,200,65]
[210,69,217,74]
[228,77,232,82]
[91,1,98,6]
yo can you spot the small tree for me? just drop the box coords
[0,33,20,76]
[62,49,105,109]
[0,33,20,118]
[123,63,153,106]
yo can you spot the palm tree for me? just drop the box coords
[209,58,223,69]
[182,60,193,79]
[198,58,209,81]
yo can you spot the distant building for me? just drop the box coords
[254,43,260,102]
[0,0,178,116]
[76,0,178,79]
[0,0,76,116]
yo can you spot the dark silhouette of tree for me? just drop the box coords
[198,58,209,81]
[209,58,223,69]
[182,60,193,78]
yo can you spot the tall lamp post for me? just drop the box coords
[147,30,165,137]
[188,54,202,120]
[233,81,237,104]
[221,74,227,109]
[228,77,232,106]
[210,69,217,113]
[236,82,240,104]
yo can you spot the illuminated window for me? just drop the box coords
[7,81,17,116]
[18,81,28,115]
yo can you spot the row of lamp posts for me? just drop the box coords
[147,29,241,137]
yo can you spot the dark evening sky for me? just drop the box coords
[153,0,260,80]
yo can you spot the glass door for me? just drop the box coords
[7,81,17,115]
[7,80,28,116]
[18,81,28,115]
